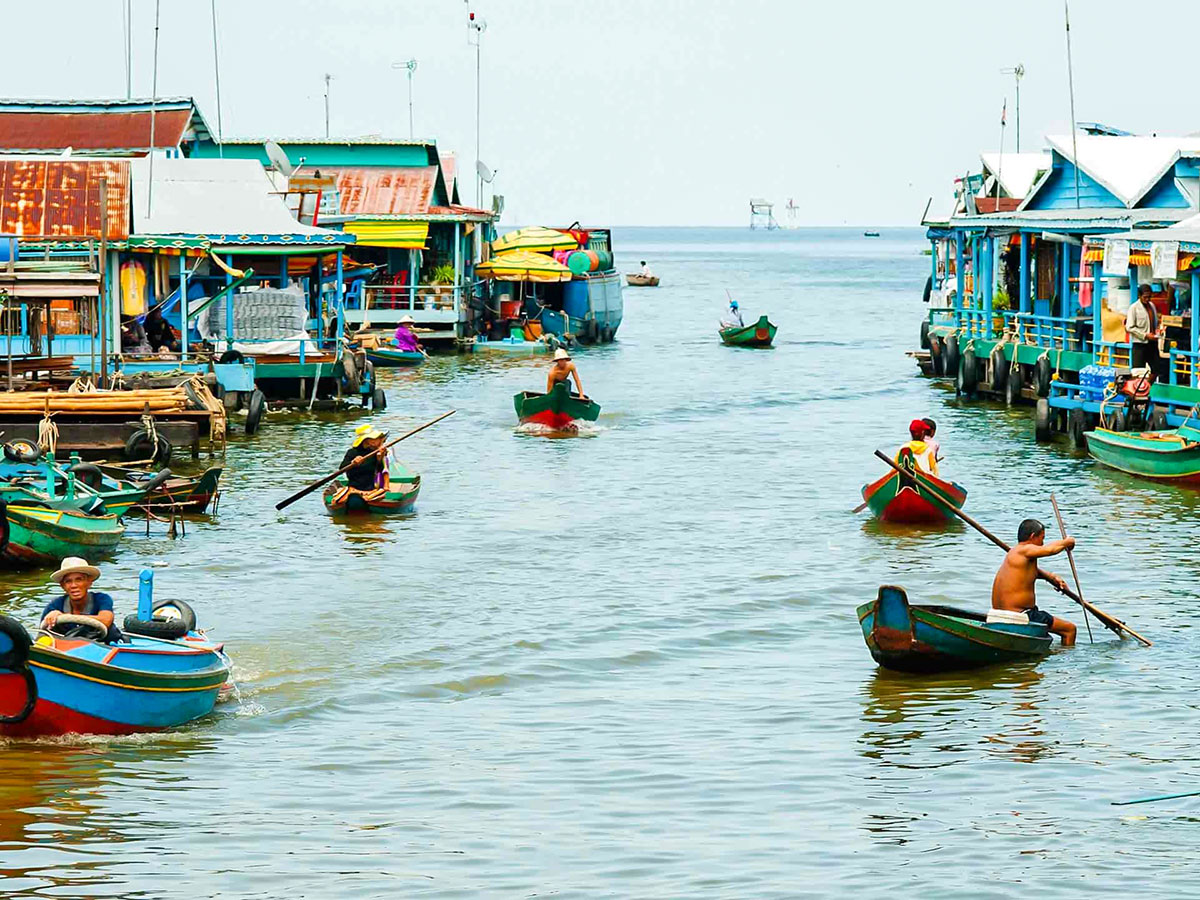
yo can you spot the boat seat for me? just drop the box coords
[986,608,1029,625]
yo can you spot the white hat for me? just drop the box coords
[51,557,100,584]
[399,315,416,324]
[553,348,571,361]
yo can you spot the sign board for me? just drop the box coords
[1103,239,1130,275]
[1151,241,1179,280]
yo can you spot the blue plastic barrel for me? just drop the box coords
[563,280,589,320]
[0,235,18,263]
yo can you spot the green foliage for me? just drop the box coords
[429,263,456,285]
[992,288,1011,311]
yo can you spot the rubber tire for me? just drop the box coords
[341,354,361,393]
[143,468,173,493]
[1004,366,1022,406]
[70,462,105,490]
[245,389,265,436]
[990,347,1007,393]
[1035,398,1052,442]
[1035,356,1052,398]
[1068,408,1087,449]
[919,319,931,350]
[0,612,28,670]
[1109,408,1128,432]
[922,276,933,305]
[929,336,944,376]
[152,598,197,631]
[372,387,387,411]
[123,615,188,640]
[360,361,377,408]
[1151,408,1169,430]
[3,441,40,463]
[0,499,8,556]
[218,349,245,364]
[961,348,978,394]
[125,429,173,466]
[944,336,960,384]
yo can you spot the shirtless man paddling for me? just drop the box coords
[991,518,1077,646]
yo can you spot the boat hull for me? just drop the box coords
[513,383,602,431]
[857,586,1052,673]
[1084,427,1200,483]
[0,625,229,737]
[366,348,424,367]
[323,462,420,515]
[626,274,659,287]
[861,466,966,523]
[719,315,776,347]
[2,502,124,567]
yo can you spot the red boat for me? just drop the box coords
[860,454,967,524]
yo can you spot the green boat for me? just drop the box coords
[1,499,124,568]
[857,585,1053,673]
[719,315,776,347]
[513,383,601,431]
[365,347,425,367]
[1084,425,1200,483]
[322,460,420,514]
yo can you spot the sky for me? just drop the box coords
[1,0,1198,226]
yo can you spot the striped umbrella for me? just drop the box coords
[476,250,574,283]
[490,226,577,254]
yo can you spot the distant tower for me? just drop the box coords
[785,198,799,227]
[749,198,778,230]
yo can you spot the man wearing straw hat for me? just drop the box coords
[547,348,586,398]
[340,424,391,492]
[39,557,122,643]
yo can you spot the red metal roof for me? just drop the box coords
[0,160,131,239]
[331,166,437,216]
[0,109,191,152]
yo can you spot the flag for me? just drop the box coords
[1001,99,1007,126]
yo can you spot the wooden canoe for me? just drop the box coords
[513,382,601,432]
[1084,425,1200,483]
[860,454,966,523]
[857,585,1053,673]
[1,499,124,568]
[323,461,420,515]
[719,315,776,347]
[626,274,660,287]
[365,347,425,367]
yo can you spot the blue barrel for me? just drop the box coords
[0,236,17,263]
[562,280,589,320]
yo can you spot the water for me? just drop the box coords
[2,227,1199,897]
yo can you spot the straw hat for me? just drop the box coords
[352,423,388,447]
[51,557,100,584]
[553,348,571,361]
[399,315,416,324]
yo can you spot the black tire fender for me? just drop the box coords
[151,598,197,632]
[143,468,173,494]
[341,354,361,393]
[1150,407,1169,431]
[944,335,960,382]
[1068,407,1087,449]
[922,276,933,305]
[929,336,944,377]
[989,347,1007,392]
[218,349,245,364]
[0,498,8,556]
[1035,356,1053,397]
[961,348,978,393]
[1035,398,1052,442]
[0,614,35,724]
[124,429,173,466]
[1004,366,1022,406]
[122,615,188,640]
[1109,408,1128,432]
[245,389,265,436]
[919,319,931,350]
[372,387,387,411]
[70,462,105,490]
[3,441,40,463]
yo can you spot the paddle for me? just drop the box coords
[871,450,1151,646]
[275,410,455,511]
[1113,788,1200,807]
[1050,493,1093,645]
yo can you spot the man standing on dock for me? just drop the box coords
[991,519,1077,646]
[1126,284,1160,375]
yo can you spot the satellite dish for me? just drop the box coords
[264,140,300,178]
[476,160,495,183]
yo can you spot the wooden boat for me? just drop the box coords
[365,346,425,367]
[1,499,124,567]
[98,465,223,514]
[0,577,230,735]
[626,273,660,287]
[513,382,601,432]
[857,585,1053,673]
[863,231,881,238]
[323,461,420,515]
[1084,425,1200,483]
[860,454,967,523]
[471,336,553,354]
[719,315,776,347]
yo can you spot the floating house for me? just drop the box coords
[0,97,213,157]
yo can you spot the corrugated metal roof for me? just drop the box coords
[219,136,436,147]
[0,109,192,153]
[328,167,438,216]
[1041,134,1200,207]
[0,159,130,239]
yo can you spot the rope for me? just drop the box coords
[1098,383,1118,429]
[37,414,58,456]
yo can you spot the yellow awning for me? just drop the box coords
[476,250,573,283]
[343,221,430,249]
[491,226,577,254]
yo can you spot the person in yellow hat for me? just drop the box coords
[547,348,586,398]
[340,424,391,492]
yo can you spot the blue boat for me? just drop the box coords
[0,570,231,736]
[856,585,1052,673]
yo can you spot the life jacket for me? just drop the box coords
[896,440,938,476]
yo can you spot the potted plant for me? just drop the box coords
[991,289,1011,333]
[421,263,456,309]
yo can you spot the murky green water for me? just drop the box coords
[2,227,1198,897]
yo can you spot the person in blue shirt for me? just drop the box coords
[40,557,123,643]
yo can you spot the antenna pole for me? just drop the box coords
[211,0,224,157]
[123,0,132,99]
[324,73,332,139]
[997,98,1006,207]
[1064,1,1081,209]
[147,0,161,218]
[409,64,415,139]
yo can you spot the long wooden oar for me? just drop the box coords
[872,450,1151,646]
[276,410,455,511]
[1050,493,1093,644]
[1113,788,1200,806]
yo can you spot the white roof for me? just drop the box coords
[1107,211,1200,245]
[130,157,330,236]
[979,152,1050,199]
[1042,134,1200,207]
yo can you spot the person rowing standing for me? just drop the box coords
[547,348,586,398]
[991,518,1077,646]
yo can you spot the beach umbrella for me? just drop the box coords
[476,250,574,283]
[490,226,577,254]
